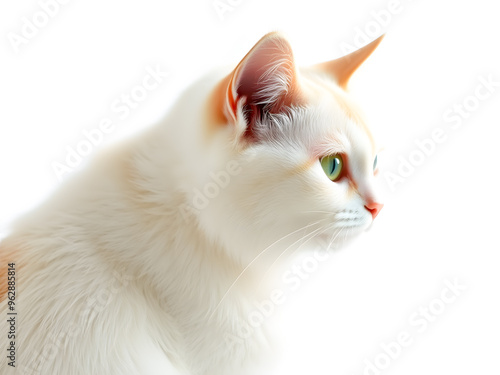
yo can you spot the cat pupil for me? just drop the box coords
[373,155,378,171]
[331,159,338,174]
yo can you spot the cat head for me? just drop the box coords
[196,32,384,264]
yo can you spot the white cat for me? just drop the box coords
[0,32,384,375]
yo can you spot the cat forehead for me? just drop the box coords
[296,71,377,158]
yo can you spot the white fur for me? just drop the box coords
[0,35,382,375]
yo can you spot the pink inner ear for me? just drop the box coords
[223,32,302,139]
[234,33,297,111]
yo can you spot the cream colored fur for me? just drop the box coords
[0,32,383,375]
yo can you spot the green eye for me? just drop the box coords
[373,155,378,171]
[320,154,343,181]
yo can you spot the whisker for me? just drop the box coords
[208,218,328,320]
[327,226,344,251]
[300,210,338,215]
[288,222,337,260]
[258,223,329,283]
[342,226,350,245]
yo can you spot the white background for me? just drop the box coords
[1,0,499,374]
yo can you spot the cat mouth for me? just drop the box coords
[313,222,366,248]
[334,216,367,229]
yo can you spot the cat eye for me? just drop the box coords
[373,155,378,172]
[320,154,343,181]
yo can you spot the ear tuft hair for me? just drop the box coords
[236,34,296,110]
[222,32,301,141]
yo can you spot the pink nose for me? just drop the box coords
[364,202,383,219]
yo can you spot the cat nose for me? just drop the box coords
[364,202,383,219]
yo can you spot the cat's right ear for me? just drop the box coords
[213,32,302,141]
[314,34,384,89]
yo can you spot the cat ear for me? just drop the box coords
[222,32,301,138]
[315,34,384,89]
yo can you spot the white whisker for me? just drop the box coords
[208,218,328,320]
